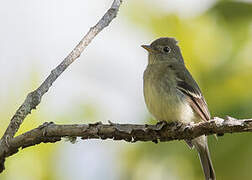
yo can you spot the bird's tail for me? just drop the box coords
[192,135,216,180]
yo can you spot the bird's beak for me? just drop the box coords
[141,45,157,53]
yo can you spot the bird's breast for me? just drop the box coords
[143,64,195,123]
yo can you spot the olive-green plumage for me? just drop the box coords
[142,37,215,180]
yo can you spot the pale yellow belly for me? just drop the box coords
[144,79,195,123]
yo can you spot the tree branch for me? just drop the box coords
[0,0,122,173]
[0,116,251,173]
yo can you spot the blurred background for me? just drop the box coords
[1,0,252,179]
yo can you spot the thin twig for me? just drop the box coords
[0,0,122,173]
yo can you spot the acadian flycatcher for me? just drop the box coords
[142,37,215,180]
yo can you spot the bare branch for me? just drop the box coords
[0,0,122,173]
[0,0,122,145]
[0,116,251,173]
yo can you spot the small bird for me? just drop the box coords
[142,37,215,180]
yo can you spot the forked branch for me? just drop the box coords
[0,0,122,173]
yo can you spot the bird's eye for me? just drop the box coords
[163,46,171,53]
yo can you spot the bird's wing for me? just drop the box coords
[175,66,210,121]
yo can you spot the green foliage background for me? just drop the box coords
[1,1,252,180]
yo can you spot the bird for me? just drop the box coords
[142,37,215,180]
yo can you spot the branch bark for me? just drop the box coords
[0,0,122,173]
[0,116,251,173]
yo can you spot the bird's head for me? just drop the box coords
[142,37,184,64]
